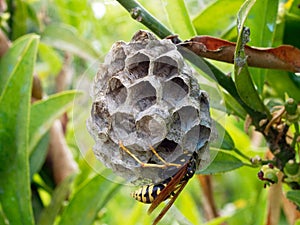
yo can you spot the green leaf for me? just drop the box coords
[0,34,36,94]
[247,0,278,47]
[10,1,40,40]
[200,84,225,112]
[286,190,300,207]
[234,65,267,114]
[0,205,7,225]
[223,92,247,119]
[162,0,196,39]
[204,216,229,225]
[0,34,39,225]
[284,1,300,49]
[41,23,100,61]
[266,70,300,101]
[246,0,279,93]
[29,90,81,153]
[193,0,244,37]
[58,175,121,225]
[199,151,243,174]
[37,175,75,225]
[211,121,235,150]
[10,0,27,40]
[38,43,63,76]
[234,0,267,114]
[29,132,50,178]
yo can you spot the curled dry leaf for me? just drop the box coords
[180,36,300,73]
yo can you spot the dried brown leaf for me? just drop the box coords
[181,36,300,72]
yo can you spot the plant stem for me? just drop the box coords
[116,0,173,39]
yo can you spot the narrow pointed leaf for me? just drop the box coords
[199,151,243,174]
[246,0,279,92]
[211,121,235,150]
[234,0,267,114]
[193,0,244,37]
[286,190,300,207]
[223,92,247,119]
[162,0,196,39]
[0,34,36,94]
[37,175,75,225]
[58,175,121,225]
[41,23,100,61]
[29,90,81,153]
[0,34,39,225]
[29,132,50,178]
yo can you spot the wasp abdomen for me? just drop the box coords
[131,181,171,204]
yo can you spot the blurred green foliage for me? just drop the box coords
[0,0,299,225]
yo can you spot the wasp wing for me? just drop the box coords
[152,180,189,225]
[148,163,188,214]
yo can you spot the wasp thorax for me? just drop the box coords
[87,30,211,184]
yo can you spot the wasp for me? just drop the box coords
[119,142,198,225]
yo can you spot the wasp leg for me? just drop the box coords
[119,141,181,168]
[149,145,181,168]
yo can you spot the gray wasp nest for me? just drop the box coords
[87,30,211,184]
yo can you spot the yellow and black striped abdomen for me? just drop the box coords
[131,182,170,204]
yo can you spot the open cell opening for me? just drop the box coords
[106,77,127,108]
[153,56,178,79]
[129,81,157,112]
[162,77,189,105]
[91,101,111,126]
[126,53,150,80]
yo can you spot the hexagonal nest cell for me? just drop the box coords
[87,30,212,184]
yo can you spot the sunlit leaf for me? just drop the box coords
[234,0,267,114]
[0,34,39,225]
[246,0,279,92]
[266,70,300,101]
[211,121,235,150]
[204,216,229,225]
[193,0,244,37]
[286,190,300,207]
[246,1,278,47]
[223,92,247,119]
[38,43,63,77]
[58,175,121,225]
[41,23,100,61]
[162,0,196,39]
[37,175,75,225]
[29,132,50,178]
[11,0,27,40]
[199,151,243,174]
[29,90,81,153]
[0,33,36,94]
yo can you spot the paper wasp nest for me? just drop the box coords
[87,30,211,184]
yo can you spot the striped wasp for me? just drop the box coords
[119,142,199,225]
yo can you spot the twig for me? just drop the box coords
[116,0,172,39]
[197,175,219,220]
